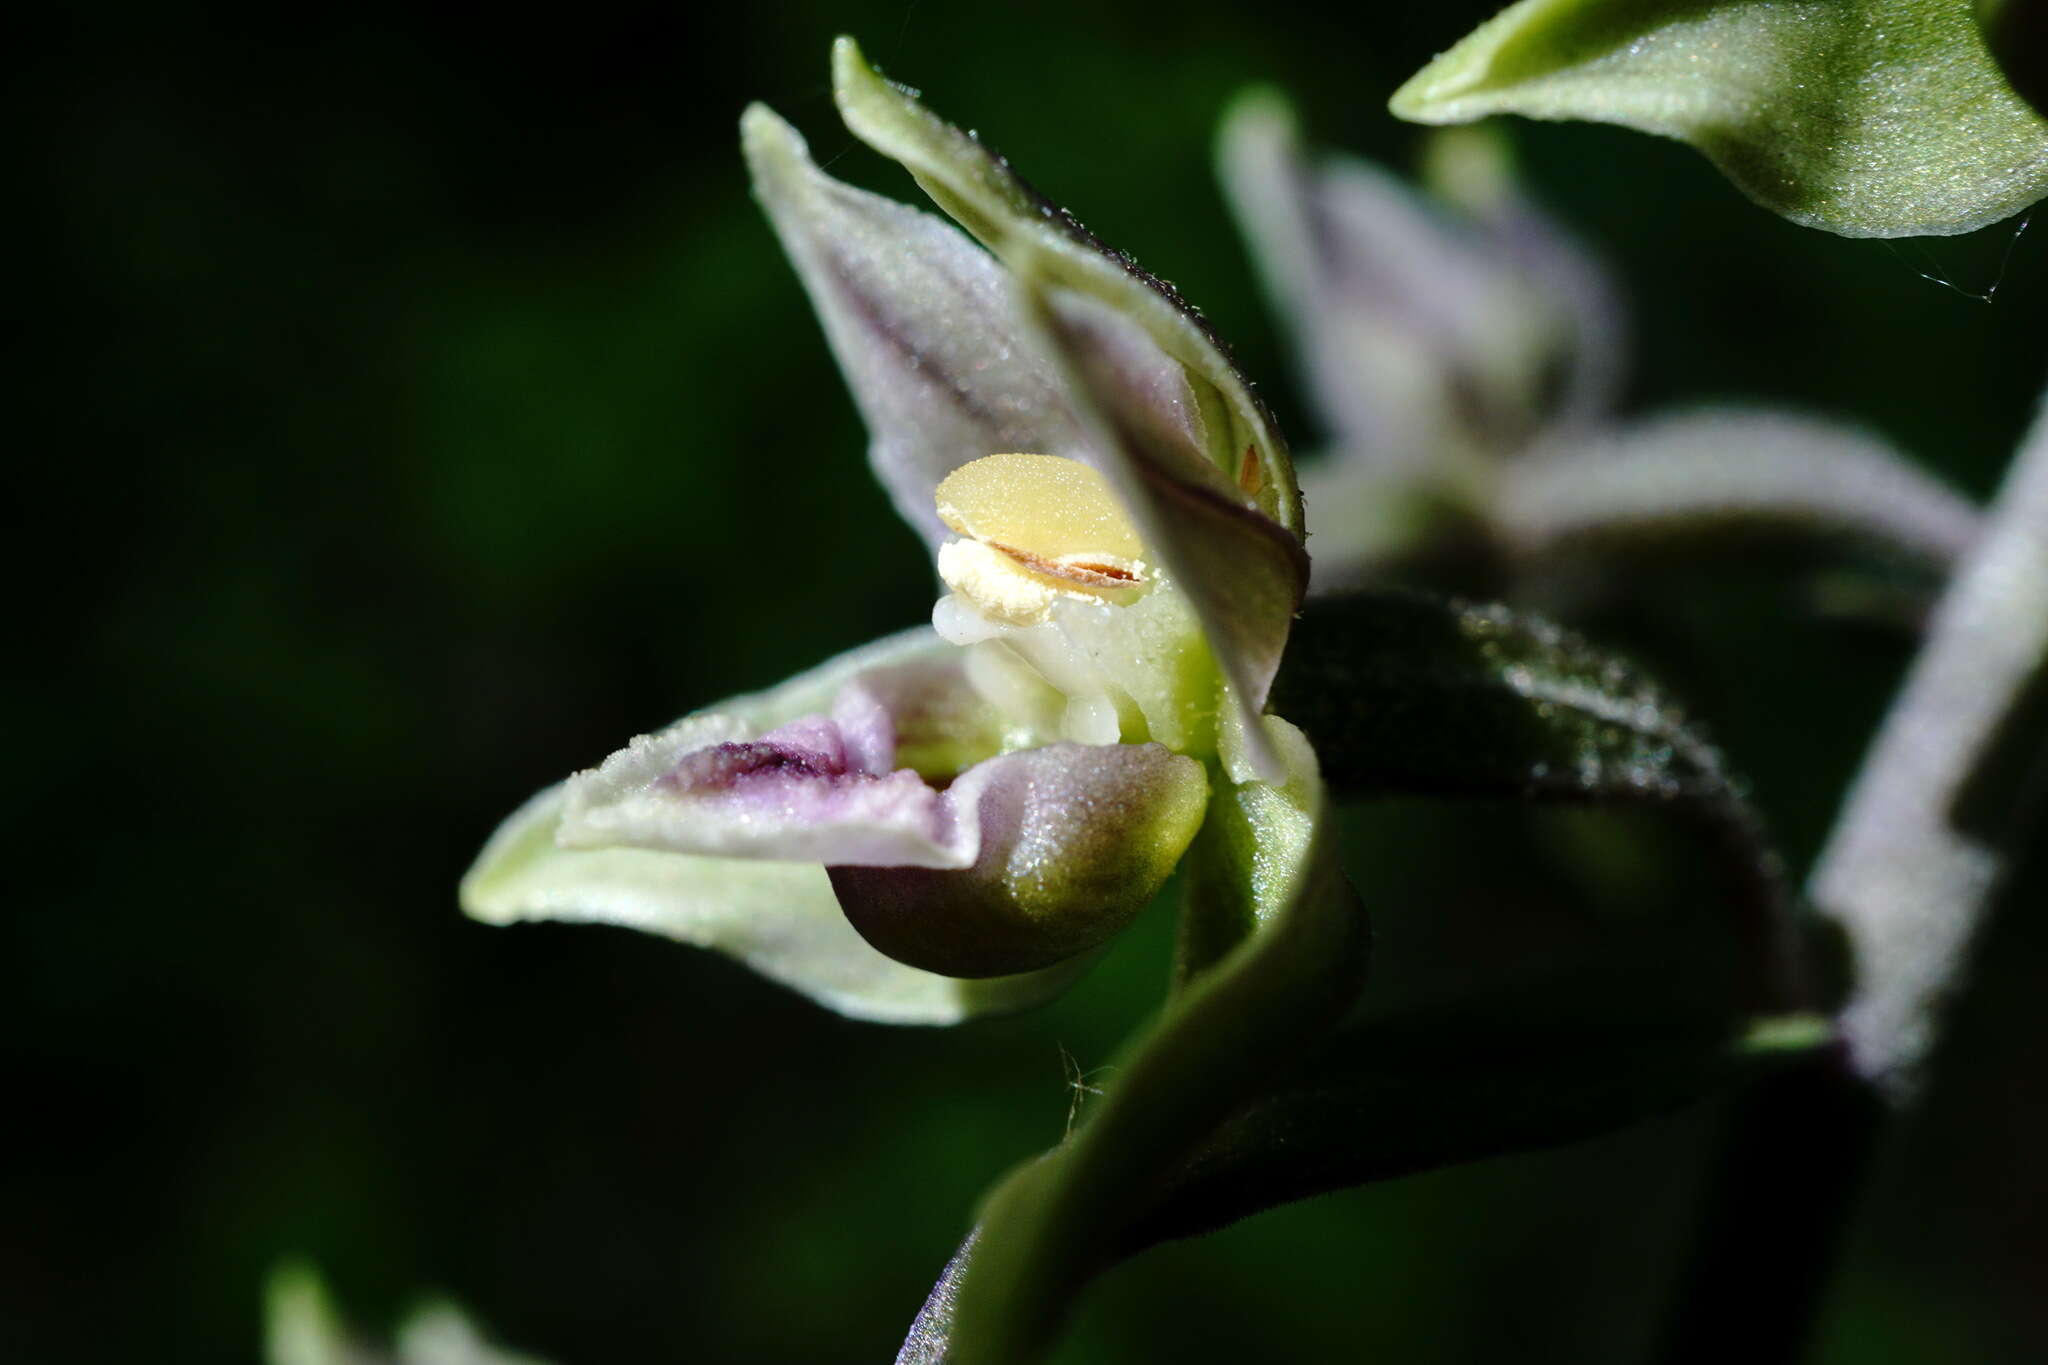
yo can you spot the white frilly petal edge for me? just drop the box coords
[460,785,1083,1024]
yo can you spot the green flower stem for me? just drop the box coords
[1811,389,2048,1102]
[937,731,1368,1365]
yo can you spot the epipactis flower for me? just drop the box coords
[1222,95,1979,585]
[461,41,1315,1022]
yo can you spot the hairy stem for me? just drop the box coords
[1810,390,2048,1101]
[896,1231,974,1365]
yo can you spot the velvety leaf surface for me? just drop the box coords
[1392,0,2048,237]
[1276,588,1736,805]
[1272,589,1808,1015]
[1122,991,1830,1252]
[1129,592,1833,1249]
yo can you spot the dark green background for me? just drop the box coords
[14,2,2047,1360]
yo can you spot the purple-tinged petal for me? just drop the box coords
[831,742,1209,976]
[557,687,1003,871]
[741,105,1087,547]
[560,704,978,869]
[462,784,1094,1024]
[554,627,1021,868]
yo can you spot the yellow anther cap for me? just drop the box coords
[934,454,1150,626]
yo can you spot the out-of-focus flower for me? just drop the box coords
[266,1265,549,1365]
[1222,96,1981,593]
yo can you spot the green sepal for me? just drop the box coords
[832,36,1303,532]
[1392,0,2048,237]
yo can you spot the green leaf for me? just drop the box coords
[1277,589,1728,803]
[1127,595,1836,1248]
[1392,0,2048,237]
[903,599,1825,1358]
[942,719,1369,1364]
[1272,589,1806,1013]
[1123,996,1830,1252]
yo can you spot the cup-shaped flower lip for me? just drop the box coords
[544,628,1213,979]
[828,740,1210,978]
[466,628,1178,1022]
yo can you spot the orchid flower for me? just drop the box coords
[455,46,1847,1360]
[460,40,1334,1025]
[1221,96,1984,594]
